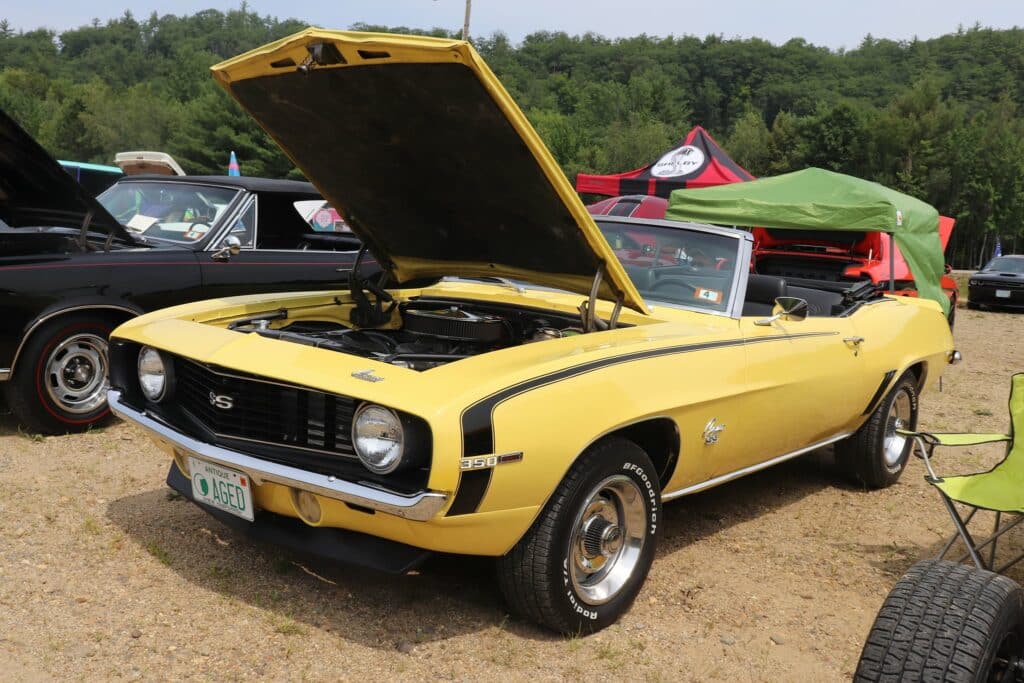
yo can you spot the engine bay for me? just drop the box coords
[229,299,594,370]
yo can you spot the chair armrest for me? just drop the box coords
[897,430,1011,482]
[897,430,1011,448]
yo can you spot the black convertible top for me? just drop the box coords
[118,174,321,196]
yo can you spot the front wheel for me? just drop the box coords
[497,437,660,634]
[4,314,116,434]
[855,559,1024,682]
[836,372,919,489]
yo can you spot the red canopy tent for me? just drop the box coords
[575,126,754,198]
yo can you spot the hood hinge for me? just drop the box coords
[579,263,623,332]
[77,209,94,251]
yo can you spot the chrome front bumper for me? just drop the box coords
[107,389,448,521]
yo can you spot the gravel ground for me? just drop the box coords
[1,307,1022,682]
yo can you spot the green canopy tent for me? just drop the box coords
[664,167,949,314]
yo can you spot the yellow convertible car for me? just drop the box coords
[106,29,956,633]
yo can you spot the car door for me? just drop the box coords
[728,307,873,474]
[199,194,363,299]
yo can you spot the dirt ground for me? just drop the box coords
[1,308,1022,682]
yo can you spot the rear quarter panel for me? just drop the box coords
[850,295,953,396]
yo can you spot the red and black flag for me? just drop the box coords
[575,126,754,198]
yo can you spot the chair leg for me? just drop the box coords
[938,507,979,559]
[939,496,987,569]
[954,514,1024,562]
[989,511,1002,569]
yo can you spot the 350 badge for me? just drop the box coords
[459,452,524,470]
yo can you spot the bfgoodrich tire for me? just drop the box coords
[3,314,116,435]
[496,437,660,634]
[836,373,919,489]
[855,559,1024,683]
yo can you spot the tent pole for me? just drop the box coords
[889,232,895,292]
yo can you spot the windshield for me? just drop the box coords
[598,222,741,314]
[983,257,1024,274]
[98,182,240,244]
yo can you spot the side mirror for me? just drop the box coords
[211,235,242,261]
[755,296,809,326]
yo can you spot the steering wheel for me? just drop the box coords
[650,277,699,295]
[686,248,714,268]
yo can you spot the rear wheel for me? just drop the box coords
[836,373,918,488]
[855,559,1024,682]
[4,314,117,435]
[497,437,660,634]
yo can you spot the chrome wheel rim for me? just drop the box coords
[883,389,913,469]
[43,333,109,415]
[569,474,647,606]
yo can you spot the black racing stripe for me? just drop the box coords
[862,369,897,415]
[446,469,492,517]
[460,332,836,458]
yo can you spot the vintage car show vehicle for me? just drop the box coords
[969,254,1024,311]
[106,29,958,634]
[0,108,364,434]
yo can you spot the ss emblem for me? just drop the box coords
[208,392,234,410]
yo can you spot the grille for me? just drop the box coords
[176,358,357,464]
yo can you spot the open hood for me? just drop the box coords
[210,29,646,313]
[0,109,134,243]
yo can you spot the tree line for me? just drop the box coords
[1,7,1022,266]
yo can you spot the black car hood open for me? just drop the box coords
[0,109,134,243]
[209,29,646,312]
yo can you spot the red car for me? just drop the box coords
[587,195,959,325]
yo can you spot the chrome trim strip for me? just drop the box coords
[108,390,447,521]
[0,368,10,381]
[661,432,852,501]
[11,304,140,377]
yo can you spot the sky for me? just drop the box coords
[3,0,1022,49]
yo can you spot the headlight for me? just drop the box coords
[137,346,169,401]
[352,404,404,474]
[969,280,979,286]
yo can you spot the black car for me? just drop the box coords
[0,109,367,434]
[968,255,1024,311]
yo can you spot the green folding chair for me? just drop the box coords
[899,372,1023,572]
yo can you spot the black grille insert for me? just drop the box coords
[161,358,430,492]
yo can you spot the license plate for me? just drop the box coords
[188,456,254,521]
[996,289,1011,298]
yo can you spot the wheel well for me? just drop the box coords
[905,362,927,392]
[11,306,138,375]
[603,418,680,491]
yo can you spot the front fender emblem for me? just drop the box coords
[352,369,384,383]
[703,418,726,445]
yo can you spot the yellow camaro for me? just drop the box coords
[106,29,956,634]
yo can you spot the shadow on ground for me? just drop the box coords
[0,396,18,437]
[105,448,849,648]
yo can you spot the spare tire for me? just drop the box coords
[855,559,1024,682]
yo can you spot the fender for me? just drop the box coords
[2,298,144,380]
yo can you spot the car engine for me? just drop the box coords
[229,300,588,370]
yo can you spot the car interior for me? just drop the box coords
[600,223,857,317]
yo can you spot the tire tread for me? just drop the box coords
[855,559,1022,682]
